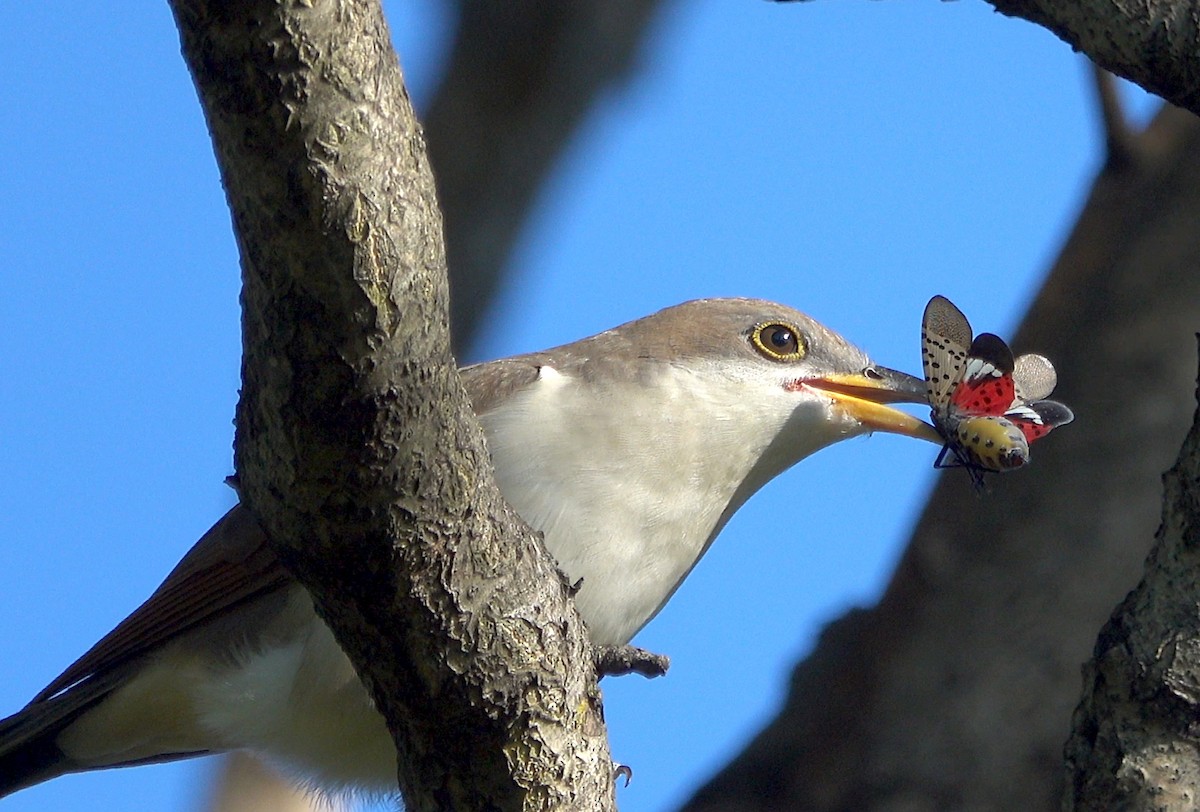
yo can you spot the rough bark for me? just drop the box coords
[428,0,668,354]
[1064,344,1200,810]
[982,0,1200,117]
[682,98,1200,810]
[167,1,614,809]
[206,1,670,808]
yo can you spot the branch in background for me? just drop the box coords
[1092,65,1138,170]
[428,0,668,354]
[1064,339,1200,809]
[984,0,1200,117]
[167,1,614,808]
[684,99,1200,809]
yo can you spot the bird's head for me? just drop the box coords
[466,298,944,644]
[594,298,942,542]
[603,297,941,455]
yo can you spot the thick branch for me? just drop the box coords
[167,1,614,809]
[205,3,673,808]
[1063,341,1200,808]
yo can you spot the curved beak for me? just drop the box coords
[806,365,942,444]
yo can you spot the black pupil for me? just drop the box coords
[769,327,793,349]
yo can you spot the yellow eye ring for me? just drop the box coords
[751,322,807,361]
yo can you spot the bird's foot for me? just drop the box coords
[594,644,670,679]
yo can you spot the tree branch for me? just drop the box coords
[166,1,614,808]
[983,0,1200,117]
[205,2,674,808]
[428,0,667,354]
[1091,65,1141,170]
[1063,338,1200,809]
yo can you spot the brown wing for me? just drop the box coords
[34,505,290,702]
[459,356,545,417]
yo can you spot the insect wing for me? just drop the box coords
[921,295,1074,482]
[1013,353,1058,402]
[921,295,973,407]
[950,332,1017,417]
[1005,399,1074,444]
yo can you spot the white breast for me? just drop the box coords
[478,362,828,644]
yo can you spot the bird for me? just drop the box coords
[0,297,940,797]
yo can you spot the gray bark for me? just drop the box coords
[206,0,673,807]
[166,1,615,809]
[1065,345,1200,809]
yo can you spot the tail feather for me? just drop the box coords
[0,695,83,797]
[0,665,135,798]
[0,678,212,798]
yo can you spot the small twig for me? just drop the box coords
[1092,64,1138,170]
[594,644,670,679]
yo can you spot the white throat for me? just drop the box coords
[478,361,849,644]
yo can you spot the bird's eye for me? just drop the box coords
[751,322,806,361]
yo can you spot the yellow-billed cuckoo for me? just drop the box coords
[0,298,939,796]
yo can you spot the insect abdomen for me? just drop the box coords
[953,415,1029,470]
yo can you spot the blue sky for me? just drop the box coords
[0,3,1154,812]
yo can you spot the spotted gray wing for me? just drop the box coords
[921,295,973,406]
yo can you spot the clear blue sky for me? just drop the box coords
[0,3,1152,812]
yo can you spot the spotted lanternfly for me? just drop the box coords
[921,295,1074,486]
